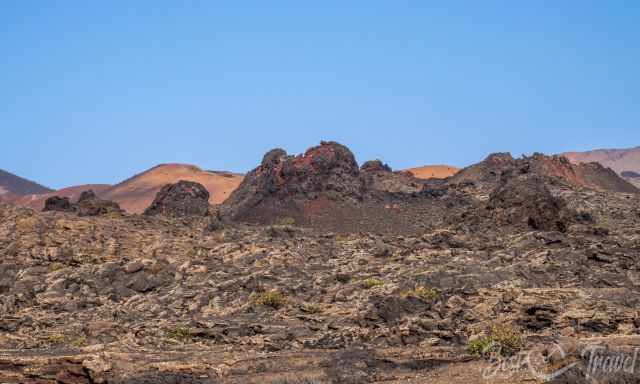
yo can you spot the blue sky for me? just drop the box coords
[1,1,639,189]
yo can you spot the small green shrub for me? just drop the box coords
[278,217,296,226]
[71,335,86,347]
[252,291,287,309]
[167,325,191,340]
[361,278,384,289]
[468,325,524,357]
[403,286,439,301]
[47,334,65,344]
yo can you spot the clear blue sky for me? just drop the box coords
[2,1,639,189]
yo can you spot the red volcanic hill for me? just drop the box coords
[562,146,640,188]
[405,165,459,179]
[3,164,244,213]
[99,164,244,213]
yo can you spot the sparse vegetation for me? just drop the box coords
[334,234,349,242]
[468,324,525,357]
[251,291,287,309]
[71,335,86,347]
[361,278,384,289]
[46,334,65,344]
[403,286,439,301]
[278,216,296,226]
[167,325,191,340]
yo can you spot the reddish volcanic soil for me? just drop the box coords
[4,164,244,213]
[562,146,640,174]
[405,165,459,179]
[100,164,243,213]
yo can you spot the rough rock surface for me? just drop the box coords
[486,173,574,232]
[43,190,123,217]
[218,143,637,235]
[218,142,458,233]
[3,144,640,383]
[450,152,639,194]
[42,196,74,213]
[220,141,364,221]
[143,180,211,217]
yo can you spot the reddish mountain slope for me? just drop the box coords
[562,146,640,188]
[405,165,459,179]
[562,146,640,174]
[100,164,243,213]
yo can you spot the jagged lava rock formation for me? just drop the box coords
[143,180,211,217]
[217,141,450,233]
[43,189,124,217]
[218,142,637,235]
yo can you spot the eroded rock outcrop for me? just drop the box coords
[42,190,123,217]
[450,152,639,194]
[487,173,574,232]
[74,190,123,217]
[42,196,73,213]
[215,141,440,232]
[218,141,366,222]
[143,180,210,217]
[216,142,637,234]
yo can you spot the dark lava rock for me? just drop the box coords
[360,160,392,173]
[487,174,573,232]
[219,141,364,221]
[206,212,223,231]
[78,190,98,203]
[144,181,210,217]
[214,141,455,233]
[448,152,515,190]
[43,196,73,213]
[518,304,558,330]
[450,152,639,194]
[74,189,123,217]
[43,190,123,216]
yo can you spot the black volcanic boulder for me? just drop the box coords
[487,173,573,232]
[74,190,123,217]
[43,196,73,213]
[144,180,210,217]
